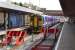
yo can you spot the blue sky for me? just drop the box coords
[0,0,62,10]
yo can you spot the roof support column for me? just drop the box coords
[4,12,8,31]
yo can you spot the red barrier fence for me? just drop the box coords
[2,31,27,46]
[42,27,59,33]
[48,28,59,33]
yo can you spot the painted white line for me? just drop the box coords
[54,23,65,50]
[51,23,60,28]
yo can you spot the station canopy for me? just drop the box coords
[59,0,75,17]
[0,2,43,15]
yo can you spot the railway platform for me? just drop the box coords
[55,23,75,50]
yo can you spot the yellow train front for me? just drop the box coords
[30,15,43,34]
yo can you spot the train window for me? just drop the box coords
[24,15,31,27]
[8,13,25,28]
[0,12,5,30]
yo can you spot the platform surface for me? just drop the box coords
[57,23,75,50]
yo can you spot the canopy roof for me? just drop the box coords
[59,0,75,17]
[0,2,43,15]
